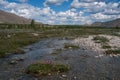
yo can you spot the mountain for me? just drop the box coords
[92,18,120,27]
[0,10,41,24]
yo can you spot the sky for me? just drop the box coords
[0,0,120,25]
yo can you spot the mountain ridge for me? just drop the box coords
[0,10,42,24]
[92,18,120,27]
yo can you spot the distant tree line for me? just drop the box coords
[0,21,119,30]
[0,23,45,29]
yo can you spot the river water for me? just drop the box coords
[0,38,120,80]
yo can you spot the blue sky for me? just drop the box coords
[0,0,120,25]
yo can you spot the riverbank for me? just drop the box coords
[0,27,120,58]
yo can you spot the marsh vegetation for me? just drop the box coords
[0,25,119,58]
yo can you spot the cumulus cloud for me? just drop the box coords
[71,0,106,9]
[70,0,120,22]
[0,0,120,25]
[44,0,68,6]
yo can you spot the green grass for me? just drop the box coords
[93,36,109,43]
[26,63,69,76]
[102,43,111,49]
[105,49,120,55]
[0,32,48,57]
[64,43,80,49]
[0,51,6,58]
[112,33,120,37]
[52,64,69,73]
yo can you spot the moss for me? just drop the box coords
[26,63,69,76]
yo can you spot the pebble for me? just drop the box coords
[32,33,39,36]
[74,76,77,79]
[7,35,11,38]
[95,54,104,58]
[9,60,17,64]
[48,73,51,76]
[62,74,67,78]
[69,47,72,49]
[9,56,25,64]
[13,57,25,61]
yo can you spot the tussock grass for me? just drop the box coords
[93,36,109,43]
[64,43,80,49]
[102,43,111,49]
[105,49,120,55]
[26,63,69,76]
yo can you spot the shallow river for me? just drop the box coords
[0,38,120,80]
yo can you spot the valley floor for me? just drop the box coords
[0,28,120,80]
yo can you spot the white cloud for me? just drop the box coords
[70,0,120,23]
[0,0,120,25]
[0,0,9,6]
[90,12,120,22]
[44,0,68,6]
[71,0,106,9]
